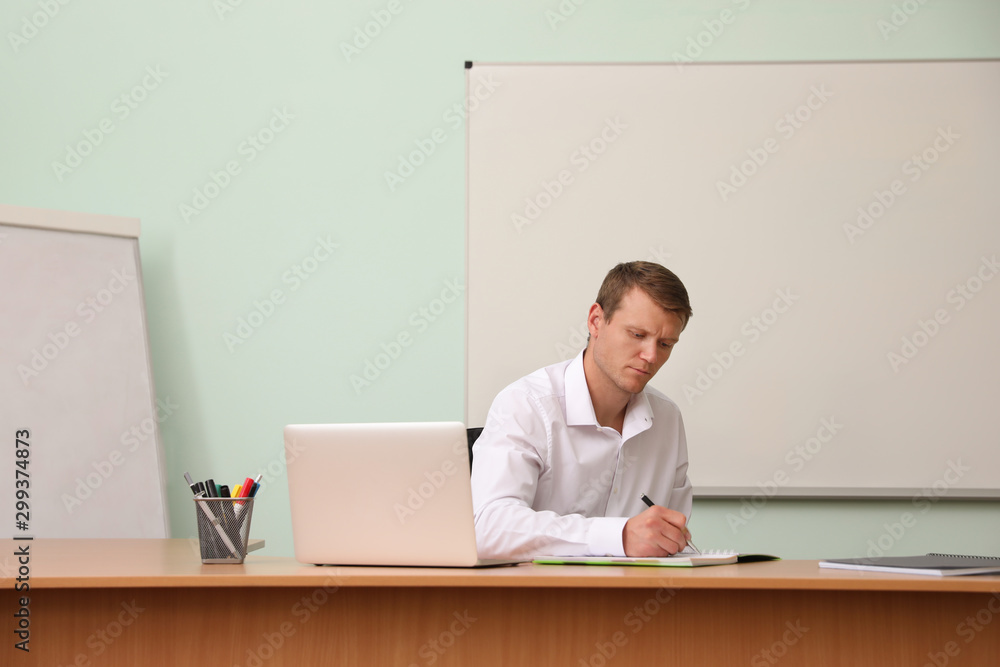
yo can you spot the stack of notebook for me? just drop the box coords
[820,553,1000,577]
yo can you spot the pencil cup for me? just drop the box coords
[194,497,254,564]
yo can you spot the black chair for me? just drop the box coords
[466,427,484,470]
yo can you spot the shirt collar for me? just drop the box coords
[565,351,597,426]
[565,350,654,439]
[622,390,653,440]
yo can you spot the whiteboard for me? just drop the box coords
[466,61,1000,498]
[0,204,169,536]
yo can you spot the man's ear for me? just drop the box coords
[587,303,605,339]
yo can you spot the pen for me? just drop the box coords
[641,493,700,554]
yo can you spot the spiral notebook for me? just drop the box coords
[534,550,779,567]
[819,553,1000,577]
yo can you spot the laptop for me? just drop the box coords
[284,421,520,568]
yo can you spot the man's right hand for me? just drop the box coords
[622,505,690,557]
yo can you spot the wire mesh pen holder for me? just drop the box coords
[194,497,254,564]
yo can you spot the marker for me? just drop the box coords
[219,485,231,499]
[232,484,242,498]
[238,477,255,498]
[249,482,261,497]
[184,473,239,558]
[205,479,217,498]
[641,493,700,554]
[238,475,262,501]
[233,476,258,518]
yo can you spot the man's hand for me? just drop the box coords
[622,506,690,557]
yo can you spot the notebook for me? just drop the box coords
[819,553,1000,577]
[535,550,779,567]
[284,421,521,568]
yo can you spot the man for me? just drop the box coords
[471,261,694,559]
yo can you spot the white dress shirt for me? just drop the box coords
[471,350,692,559]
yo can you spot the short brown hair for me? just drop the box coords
[596,261,692,326]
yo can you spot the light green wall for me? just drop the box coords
[3,0,998,559]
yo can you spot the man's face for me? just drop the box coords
[587,287,685,397]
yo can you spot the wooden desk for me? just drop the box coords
[2,539,999,666]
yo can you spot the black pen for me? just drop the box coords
[641,493,700,554]
[184,473,208,498]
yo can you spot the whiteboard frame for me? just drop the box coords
[464,60,1000,500]
[0,203,140,238]
[0,203,169,535]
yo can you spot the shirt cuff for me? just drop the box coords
[587,516,629,557]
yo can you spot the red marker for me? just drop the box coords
[238,477,255,498]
